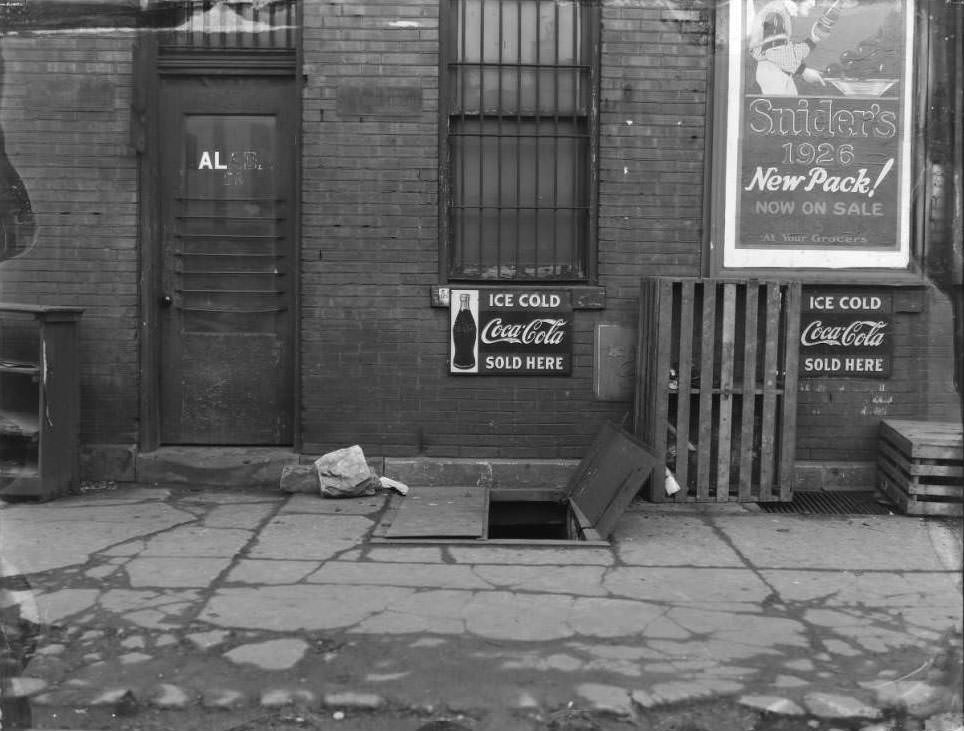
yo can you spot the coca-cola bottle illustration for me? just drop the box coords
[452,293,477,369]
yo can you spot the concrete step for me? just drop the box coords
[135,447,299,488]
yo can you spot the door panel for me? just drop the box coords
[159,78,294,445]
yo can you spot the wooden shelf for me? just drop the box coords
[0,366,40,376]
[0,464,41,496]
[0,302,83,321]
[0,408,40,438]
[0,304,82,499]
[0,361,41,376]
[0,463,39,479]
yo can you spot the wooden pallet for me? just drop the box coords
[877,419,963,516]
[635,278,800,502]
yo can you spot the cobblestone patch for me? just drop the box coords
[260,688,316,708]
[805,692,883,719]
[4,676,48,697]
[323,691,386,710]
[149,682,191,708]
[738,694,807,715]
[224,638,308,670]
[202,688,247,709]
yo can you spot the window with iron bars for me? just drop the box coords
[442,0,598,281]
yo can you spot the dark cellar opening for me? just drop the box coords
[486,498,571,540]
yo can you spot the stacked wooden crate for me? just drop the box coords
[878,419,963,516]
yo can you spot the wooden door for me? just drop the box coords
[158,77,295,445]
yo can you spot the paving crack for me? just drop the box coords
[177,501,290,617]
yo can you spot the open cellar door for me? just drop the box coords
[374,423,656,545]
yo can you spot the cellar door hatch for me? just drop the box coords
[372,423,657,545]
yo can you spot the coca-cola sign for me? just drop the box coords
[450,289,572,376]
[799,289,892,378]
[480,317,567,346]
[800,319,888,348]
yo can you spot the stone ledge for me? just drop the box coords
[383,457,579,489]
[83,446,878,495]
[135,447,300,487]
[81,443,137,482]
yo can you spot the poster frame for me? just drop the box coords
[708,0,918,273]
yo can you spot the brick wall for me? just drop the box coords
[300,0,720,458]
[0,35,138,446]
[598,0,712,305]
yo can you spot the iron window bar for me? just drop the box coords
[448,62,588,71]
[174,250,287,259]
[449,131,589,140]
[175,215,286,221]
[450,205,589,211]
[177,305,288,313]
[175,197,284,202]
[174,234,284,240]
[176,289,285,295]
[177,270,285,275]
[174,252,286,257]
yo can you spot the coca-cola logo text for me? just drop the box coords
[481,317,567,346]
[800,319,888,348]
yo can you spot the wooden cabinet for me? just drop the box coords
[0,304,83,500]
[634,278,801,502]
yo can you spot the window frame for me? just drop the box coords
[438,0,601,284]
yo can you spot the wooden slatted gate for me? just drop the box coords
[635,278,801,502]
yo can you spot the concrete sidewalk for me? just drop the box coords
[1,484,961,730]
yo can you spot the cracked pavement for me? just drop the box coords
[0,485,961,730]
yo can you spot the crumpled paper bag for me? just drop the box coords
[315,445,377,498]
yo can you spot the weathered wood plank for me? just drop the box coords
[634,280,653,446]
[879,440,964,477]
[778,282,801,501]
[716,283,736,501]
[675,280,695,499]
[758,283,782,500]
[696,282,717,501]
[650,279,675,500]
[879,471,964,517]
[738,283,760,501]
[880,420,964,459]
